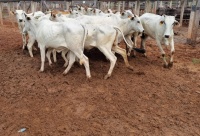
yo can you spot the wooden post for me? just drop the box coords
[22,1,25,12]
[31,1,34,12]
[0,2,3,25]
[180,0,186,26]
[153,1,157,13]
[187,0,200,45]
[7,2,14,26]
[159,1,163,7]
[145,0,151,12]
[107,1,110,9]
[118,1,121,12]
[40,1,43,12]
[122,1,125,11]
[110,2,114,10]
[169,0,172,8]
[66,1,69,10]
[135,0,140,15]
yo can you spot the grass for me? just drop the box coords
[192,58,200,64]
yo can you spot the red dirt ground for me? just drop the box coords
[0,25,200,136]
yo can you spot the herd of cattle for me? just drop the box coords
[11,6,179,79]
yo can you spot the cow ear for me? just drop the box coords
[162,14,166,17]
[27,16,31,20]
[131,17,134,20]
[24,13,27,18]
[174,20,179,26]
[10,11,16,15]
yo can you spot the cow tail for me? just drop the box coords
[79,24,88,65]
[113,26,146,54]
[113,26,132,49]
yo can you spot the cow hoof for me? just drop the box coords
[127,65,134,71]
[104,74,111,80]
[63,72,68,75]
[168,62,173,68]
[163,64,168,68]
[38,70,44,73]
[132,55,136,58]
[143,53,147,57]
[49,63,53,68]
[86,76,91,82]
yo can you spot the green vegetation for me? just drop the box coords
[192,58,200,64]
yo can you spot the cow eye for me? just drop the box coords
[160,21,164,24]
[137,21,140,23]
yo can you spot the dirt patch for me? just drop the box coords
[0,25,200,136]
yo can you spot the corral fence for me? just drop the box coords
[0,0,199,44]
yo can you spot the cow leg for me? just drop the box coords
[168,37,175,68]
[22,33,27,50]
[63,51,76,75]
[140,33,148,57]
[27,34,35,57]
[132,32,138,57]
[156,40,168,68]
[52,49,57,63]
[112,45,133,70]
[72,50,91,79]
[98,46,117,79]
[39,45,46,72]
[46,49,53,66]
[61,49,69,67]
[125,35,134,56]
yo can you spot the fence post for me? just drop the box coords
[0,2,3,25]
[135,0,140,15]
[180,0,186,26]
[153,1,157,13]
[187,0,200,45]
[117,1,121,12]
[122,1,125,11]
[169,0,172,8]
[23,1,26,12]
[145,0,151,13]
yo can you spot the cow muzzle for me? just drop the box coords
[164,35,170,38]
[19,19,23,22]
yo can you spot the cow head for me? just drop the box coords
[121,10,134,19]
[160,14,179,38]
[69,9,81,17]
[49,12,57,21]
[130,14,144,33]
[11,10,25,23]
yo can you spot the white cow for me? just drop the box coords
[11,10,26,50]
[50,14,133,79]
[24,14,91,79]
[23,11,45,57]
[74,12,144,55]
[140,13,179,68]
